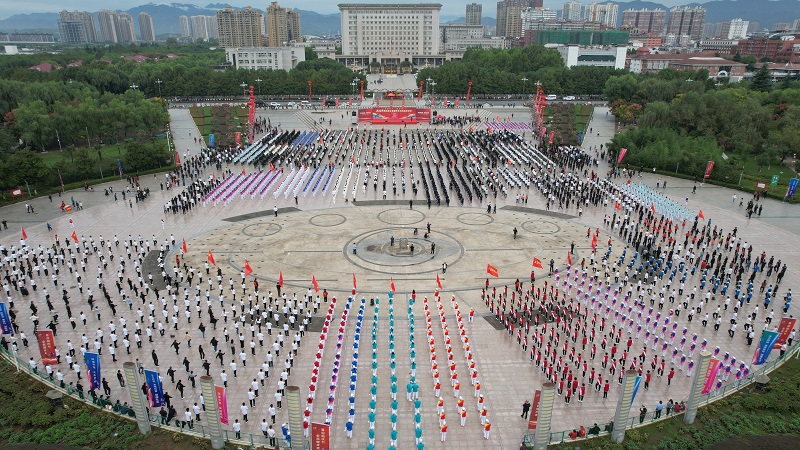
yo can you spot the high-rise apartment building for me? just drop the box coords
[720,18,748,39]
[205,16,219,40]
[666,6,706,41]
[97,10,118,43]
[58,10,98,43]
[562,1,582,21]
[216,6,263,48]
[584,3,619,28]
[620,8,667,36]
[265,2,302,47]
[139,12,155,41]
[179,16,190,37]
[115,12,137,43]
[191,16,208,40]
[496,0,541,38]
[466,3,482,26]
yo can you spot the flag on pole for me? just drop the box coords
[21,227,27,240]
[181,238,188,254]
[486,264,498,278]
[207,250,216,266]
[71,231,78,243]
[567,252,572,266]
[242,167,246,175]
[390,277,396,293]
[615,202,621,210]
[436,273,442,289]
[532,257,543,269]
[244,260,253,277]
[698,210,705,220]
[352,273,357,290]
[311,275,319,292]
[591,234,597,249]
[650,203,656,213]
[278,271,284,287]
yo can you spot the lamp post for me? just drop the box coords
[129,83,139,91]
[255,78,262,96]
[155,79,163,98]
[351,78,358,100]
[308,80,312,103]
[429,81,436,106]
[521,77,528,98]
[240,82,247,97]
[425,77,433,97]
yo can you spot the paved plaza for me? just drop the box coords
[0,104,798,450]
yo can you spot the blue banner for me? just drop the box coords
[0,302,12,334]
[752,330,780,365]
[787,178,799,198]
[85,352,100,390]
[630,375,642,406]
[209,134,215,148]
[144,369,165,407]
[117,159,124,176]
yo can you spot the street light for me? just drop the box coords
[429,81,436,106]
[240,82,247,97]
[255,78,262,96]
[129,83,139,91]
[521,77,528,98]
[155,79,163,98]
[351,78,359,100]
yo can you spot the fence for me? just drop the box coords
[524,342,800,447]
[0,346,285,449]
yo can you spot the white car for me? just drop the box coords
[269,102,280,108]
[563,96,576,101]
[545,94,558,101]
[287,102,298,107]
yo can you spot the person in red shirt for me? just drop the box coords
[645,370,652,389]
[667,368,675,385]
[483,421,491,439]
[603,381,610,398]
[440,424,447,442]
[579,383,586,402]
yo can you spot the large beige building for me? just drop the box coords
[58,10,98,43]
[266,2,302,47]
[584,2,619,28]
[97,10,118,43]
[466,3,482,26]
[338,3,442,72]
[216,6,263,48]
[139,12,155,41]
[496,0,540,38]
[226,47,305,71]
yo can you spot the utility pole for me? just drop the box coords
[55,129,62,151]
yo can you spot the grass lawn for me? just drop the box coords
[40,144,129,167]
[547,356,800,450]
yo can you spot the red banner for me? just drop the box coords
[486,264,498,278]
[36,330,58,365]
[773,317,797,349]
[235,132,241,146]
[528,389,541,429]
[701,357,721,395]
[10,188,24,197]
[174,151,181,167]
[358,107,431,124]
[704,161,715,179]
[617,148,627,164]
[215,385,228,425]
[310,422,330,450]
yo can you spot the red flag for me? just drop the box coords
[244,260,253,277]
[436,273,443,289]
[698,210,705,220]
[615,202,621,210]
[311,275,319,292]
[242,167,246,175]
[71,231,78,243]
[351,156,356,164]
[390,277,396,293]
[207,250,216,266]
[532,257,543,269]
[181,238,188,254]
[650,203,656,212]
[278,271,284,287]
[591,234,597,249]
[352,273,357,290]
[486,264,499,278]
[567,252,573,266]
[21,227,27,240]
[269,162,275,171]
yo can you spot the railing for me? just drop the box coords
[0,347,283,449]
[524,342,800,447]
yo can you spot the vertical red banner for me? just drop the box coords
[174,151,181,167]
[215,385,228,425]
[310,422,330,450]
[701,357,721,394]
[528,389,541,430]
[704,161,715,179]
[235,132,241,146]
[35,330,58,365]
[773,317,797,349]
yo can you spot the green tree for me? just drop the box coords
[603,74,638,102]
[751,64,772,92]
[122,139,169,172]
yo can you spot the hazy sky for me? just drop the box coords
[0,0,711,21]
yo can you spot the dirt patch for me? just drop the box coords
[707,435,800,450]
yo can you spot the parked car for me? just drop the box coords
[269,102,281,108]
[563,95,576,101]
[287,102,298,107]
[545,94,558,101]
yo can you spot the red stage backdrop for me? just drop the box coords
[358,107,431,124]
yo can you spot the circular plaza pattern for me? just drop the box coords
[0,105,797,450]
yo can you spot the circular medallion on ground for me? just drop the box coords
[242,222,282,237]
[457,212,494,225]
[377,208,425,225]
[345,228,464,275]
[522,220,560,234]
[310,214,347,227]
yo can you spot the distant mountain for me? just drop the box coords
[0,12,58,33]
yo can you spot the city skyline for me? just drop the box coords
[0,0,720,21]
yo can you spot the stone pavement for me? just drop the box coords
[0,104,798,450]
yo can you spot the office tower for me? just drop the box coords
[666,6,706,41]
[562,1,582,21]
[720,18,748,39]
[179,15,190,38]
[216,6,263,48]
[584,3,619,28]
[266,1,302,47]
[58,10,98,43]
[339,3,441,55]
[466,3,482,26]
[139,12,155,41]
[496,0,541,38]
[620,8,667,36]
